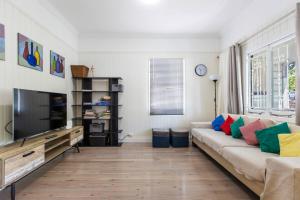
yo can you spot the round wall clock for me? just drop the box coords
[195,64,207,76]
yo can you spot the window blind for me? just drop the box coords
[150,58,184,115]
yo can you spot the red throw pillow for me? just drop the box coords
[221,115,235,135]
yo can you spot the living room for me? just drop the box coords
[0,0,299,199]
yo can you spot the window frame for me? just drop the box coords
[246,35,296,116]
[148,58,186,116]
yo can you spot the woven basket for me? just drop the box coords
[71,65,89,78]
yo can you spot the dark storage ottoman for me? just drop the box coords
[89,133,107,146]
[152,129,170,148]
[170,129,189,147]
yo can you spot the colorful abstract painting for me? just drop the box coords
[0,23,4,61]
[50,51,65,78]
[18,33,43,71]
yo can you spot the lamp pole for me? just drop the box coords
[213,80,217,118]
[209,74,220,118]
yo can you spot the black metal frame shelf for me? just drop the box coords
[72,76,123,146]
[72,90,122,93]
[73,77,123,80]
[72,104,122,107]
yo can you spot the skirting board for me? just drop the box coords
[192,136,264,196]
[123,136,152,143]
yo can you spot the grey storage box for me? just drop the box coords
[111,84,124,92]
[90,123,104,133]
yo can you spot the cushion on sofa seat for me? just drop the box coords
[231,117,244,138]
[222,147,278,182]
[279,133,300,157]
[256,122,291,154]
[199,131,255,155]
[240,119,266,145]
[220,115,235,135]
[212,115,225,131]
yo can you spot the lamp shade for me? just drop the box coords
[209,74,221,81]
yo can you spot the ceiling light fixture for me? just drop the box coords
[141,0,160,5]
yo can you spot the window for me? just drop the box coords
[248,38,298,115]
[250,51,267,110]
[271,39,297,111]
[150,58,184,115]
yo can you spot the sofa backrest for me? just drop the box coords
[222,113,276,128]
[222,113,300,133]
[287,124,300,133]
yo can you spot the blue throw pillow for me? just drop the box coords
[212,115,225,131]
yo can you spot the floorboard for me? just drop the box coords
[0,143,259,200]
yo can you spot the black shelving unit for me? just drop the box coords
[72,77,123,147]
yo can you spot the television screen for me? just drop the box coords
[13,88,67,141]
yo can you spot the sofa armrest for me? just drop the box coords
[190,122,212,129]
[262,157,300,200]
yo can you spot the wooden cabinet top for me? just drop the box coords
[0,126,83,160]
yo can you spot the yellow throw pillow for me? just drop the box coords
[279,133,300,157]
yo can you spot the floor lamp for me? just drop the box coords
[209,74,221,118]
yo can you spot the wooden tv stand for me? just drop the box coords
[0,126,83,200]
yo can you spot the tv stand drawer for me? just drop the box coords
[71,128,83,139]
[4,145,45,184]
[70,128,83,146]
[70,134,83,146]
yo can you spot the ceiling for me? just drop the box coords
[46,0,253,37]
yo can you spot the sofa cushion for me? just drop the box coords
[231,117,244,139]
[220,115,234,135]
[240,119,266,145]
[199,131,255,155]
[279,133,300,157]
[256,122,291,154]
[222,147,278,182]
[211,115,225,131]
[191,128,216,142]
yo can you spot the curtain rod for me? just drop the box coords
[239,9,296,46]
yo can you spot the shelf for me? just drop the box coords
[72,75,122,146]
[45,139,70,153]
[72,90,121,93]
[72,117,123,120]
[45,145,71,162]
[90,130,123,135]
[72,117,123,121]
[72,104,122,107]
[73,77,122,80]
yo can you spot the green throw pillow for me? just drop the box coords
[230,117,244,138]
[255,122,291,154]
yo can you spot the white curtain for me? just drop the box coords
[296,3,300,125]
[217,49,229,114]
[228,44,244,114]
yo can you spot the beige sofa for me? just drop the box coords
[191,114,300,200]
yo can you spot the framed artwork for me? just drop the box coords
[18,33,43,71]
[50,50,65,78]
[0,23,4,61]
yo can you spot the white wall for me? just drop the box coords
[221,0,298,49]
[0,0,78,145]
[79,37,220,142]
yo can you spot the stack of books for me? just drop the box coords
[84,109,97,119]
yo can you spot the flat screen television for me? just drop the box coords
[13,88,67,141]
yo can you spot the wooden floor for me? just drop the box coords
[0,143,258,200]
